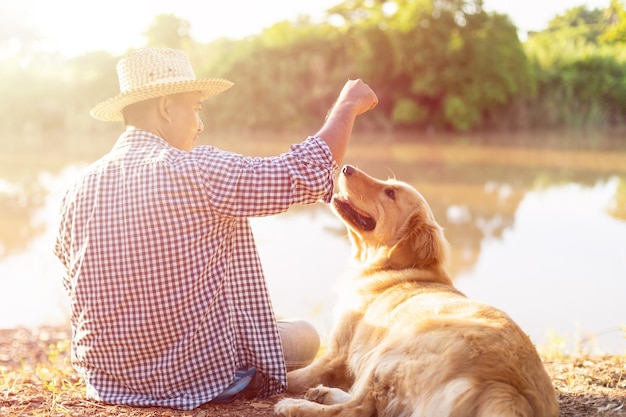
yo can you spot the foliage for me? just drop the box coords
[144,14,192,50]
[524,0,626,129]
[1,0,626,149]
[324,0,532,131]
[200,0,533,132]
[545,5,606,44]
[599,0,626,44]
[202,18,350,132]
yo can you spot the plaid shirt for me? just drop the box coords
[54,130,338,410]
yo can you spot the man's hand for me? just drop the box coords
[333,79,378,117]
[317,80,378,165]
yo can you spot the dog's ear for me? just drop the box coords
[385,211,448,271]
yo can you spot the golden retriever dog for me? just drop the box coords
[275,165,558,417]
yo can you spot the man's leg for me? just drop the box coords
[277,319,320,371]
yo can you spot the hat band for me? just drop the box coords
[123,75,197,93]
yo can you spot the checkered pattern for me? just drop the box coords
[54,130,338,410]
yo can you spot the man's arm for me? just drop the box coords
[315,79,378,166]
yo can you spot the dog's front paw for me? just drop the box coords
[305,385,352,405]
[305,385,330,404]
[275,398,321,417]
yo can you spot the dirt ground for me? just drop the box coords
[1,327,624,417]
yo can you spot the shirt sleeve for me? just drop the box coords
[192,136,339,218]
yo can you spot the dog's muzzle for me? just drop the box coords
[332,198,376,231]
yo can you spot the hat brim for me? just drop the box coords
[90,78,234,122]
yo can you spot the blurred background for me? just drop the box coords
[1,0,624,355]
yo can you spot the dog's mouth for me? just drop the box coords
[332,197,376,231]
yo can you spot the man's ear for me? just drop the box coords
[384,211,448,271]
[156,96,172,123]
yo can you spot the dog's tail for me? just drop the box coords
[448,380,552,417]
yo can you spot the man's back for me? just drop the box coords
[55,129,337,409]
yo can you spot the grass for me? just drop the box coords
[2,336,77,416]
[0,327,278,416]
[539,325,626,361]
[1,326,625,417]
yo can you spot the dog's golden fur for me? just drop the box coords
[275,165,558,417]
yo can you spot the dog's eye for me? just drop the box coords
[384,188,396,200]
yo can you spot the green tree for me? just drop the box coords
[329,0,531,131]
[64,51,119,132]
[200,17,354,132]
[600,0,626,44]
[525,2,626,128]
[6,0,626,147]
[545,5,605,43]
[144,14,192,50]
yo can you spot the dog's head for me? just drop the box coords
[331,165,449,274]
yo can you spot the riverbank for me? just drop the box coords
[1,326,624,417]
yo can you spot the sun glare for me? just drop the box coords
[2,0,614,58]
[3,0,339,58]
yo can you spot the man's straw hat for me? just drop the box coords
[90,48,233,122]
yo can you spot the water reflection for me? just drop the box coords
[0,165,84,327]
[252,178,626,355]
[0,175,46,257]
[0,133,625,354]
[453,179,626,354]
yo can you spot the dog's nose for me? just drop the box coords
[343,165,355,176]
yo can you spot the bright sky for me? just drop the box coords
[483,0,611,32]
[1,0,613,57]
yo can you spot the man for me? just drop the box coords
[54,47,377,410]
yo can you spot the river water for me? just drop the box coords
[1,129,625,354]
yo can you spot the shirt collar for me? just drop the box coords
[113,129,171,150]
